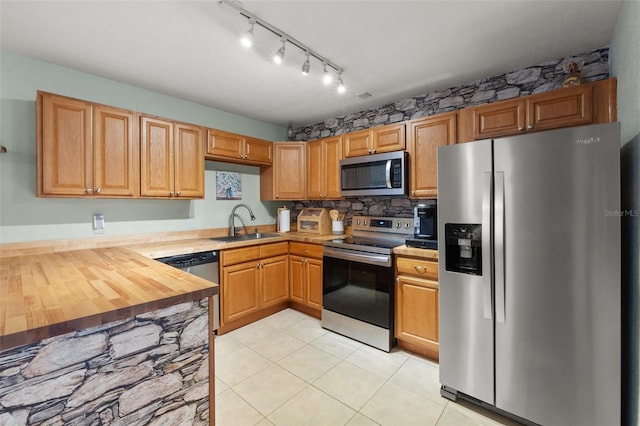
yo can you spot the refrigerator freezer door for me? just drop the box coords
[438,139,494,405]
[493,123,621,425]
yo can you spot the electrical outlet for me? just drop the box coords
[93,213,105,234]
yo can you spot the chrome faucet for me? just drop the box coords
[229,203,256,236]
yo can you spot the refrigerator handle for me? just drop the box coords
[495,171,506,323]
[482,172,492,320]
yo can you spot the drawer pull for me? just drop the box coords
[414,265,427,273]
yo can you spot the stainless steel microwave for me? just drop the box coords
[340,151,408,196]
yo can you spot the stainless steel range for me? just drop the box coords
[322,215,413,351]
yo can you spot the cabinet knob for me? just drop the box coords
[368,149,372,154]
[528,124,533,130]
[176,191,182,196]
[414,265,427,274]
[372,149,376,154]
[86,188,93,193]
[518,126,524,131]
[95,187,102,193]
[275,194,279,199]
[170,191,175,197]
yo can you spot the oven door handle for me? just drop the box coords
[323,247,392,267]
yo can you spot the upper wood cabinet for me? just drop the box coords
[206,128,272,166]
[407,112,457,198]
[260,142,306,200]
[37,92,138,198]
[343,123,406,157]
[458,78,616,142]
[140,116,204,199]
[306,136,342,200]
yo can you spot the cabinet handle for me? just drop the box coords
[411,190,416,195]
[528,124,533,130]
[518,126,524,131]
[95,187,102,193]
[86,188,93,194]
[413,265,427,274]
[170,191,175,197]
[372,149,376,154]
[176,191,182,196]
[275,194,279,199]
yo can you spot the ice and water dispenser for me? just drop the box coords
[445,224,482,275]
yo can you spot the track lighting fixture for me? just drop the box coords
[273,37,286,64]
[240,19,254,48]
[220,0,347,93]
[322,63,333,85]
[301,52,310,76]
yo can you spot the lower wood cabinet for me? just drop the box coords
[395,254,439,360]
[219,242,288,333]
[288,242,323,318]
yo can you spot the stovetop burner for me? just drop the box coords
[323,215,414,255]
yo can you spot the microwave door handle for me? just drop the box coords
[385,160,392,188]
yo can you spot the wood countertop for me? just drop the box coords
[0,247,218,350]
[393,245,439,259]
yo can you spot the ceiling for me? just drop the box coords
[0,1,623,128]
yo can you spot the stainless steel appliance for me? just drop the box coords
[438,122,621,426]
[322,215,413,351]
[340,151,408,196]
[406,202,438,249]
[155,251,220,332]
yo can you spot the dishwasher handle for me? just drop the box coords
[155,251,219,269]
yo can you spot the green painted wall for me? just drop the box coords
[610,2,640,424]
[0,50,288,243]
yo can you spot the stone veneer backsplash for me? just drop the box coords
[290,47,609,222]
[0,299,211,426]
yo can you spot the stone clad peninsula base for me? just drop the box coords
[0,298,211,426]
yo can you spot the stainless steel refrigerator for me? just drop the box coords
[437,122,621,426]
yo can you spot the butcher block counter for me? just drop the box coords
[0,246,218,350]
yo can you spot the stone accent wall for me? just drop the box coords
[291,47,609,140]
[289,47,609,221]
[0,299,211,426]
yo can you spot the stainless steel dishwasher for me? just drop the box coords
[155,251,220,332]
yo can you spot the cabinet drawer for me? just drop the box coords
[396,257,438,280]
[289,242,323,259]
[260,242,289,258]
[222,246,261,266]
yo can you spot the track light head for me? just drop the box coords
[322,63,332,85]
[273,38,286,64]
[240,20,254,48]
[301,52,310,76]
[337,72,346,94]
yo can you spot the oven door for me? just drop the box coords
[322,246,394,329]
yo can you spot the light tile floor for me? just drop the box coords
[215,309,521,426]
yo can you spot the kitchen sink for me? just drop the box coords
[210,233,281,243]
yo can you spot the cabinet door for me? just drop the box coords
[343,129,372,157]
[472,98,526,140]
[289,255,305,305]
[206,128,244,161]
[306,139,324,199]
[272,142,306,200]
[174,123,204,199]
[244,137,273,165]
[93,106,137,197]
[306,257,323,311]
[140,116,174,197]
[527,85,593,132]
[373,123,406,154]
[261,255,289,308]
[322,136,343,199]
[408,113,456,198]
[222,261,260,323]
[396,276,439,344]
[39,94,92,196]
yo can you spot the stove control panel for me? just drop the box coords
[352,216,414,235]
